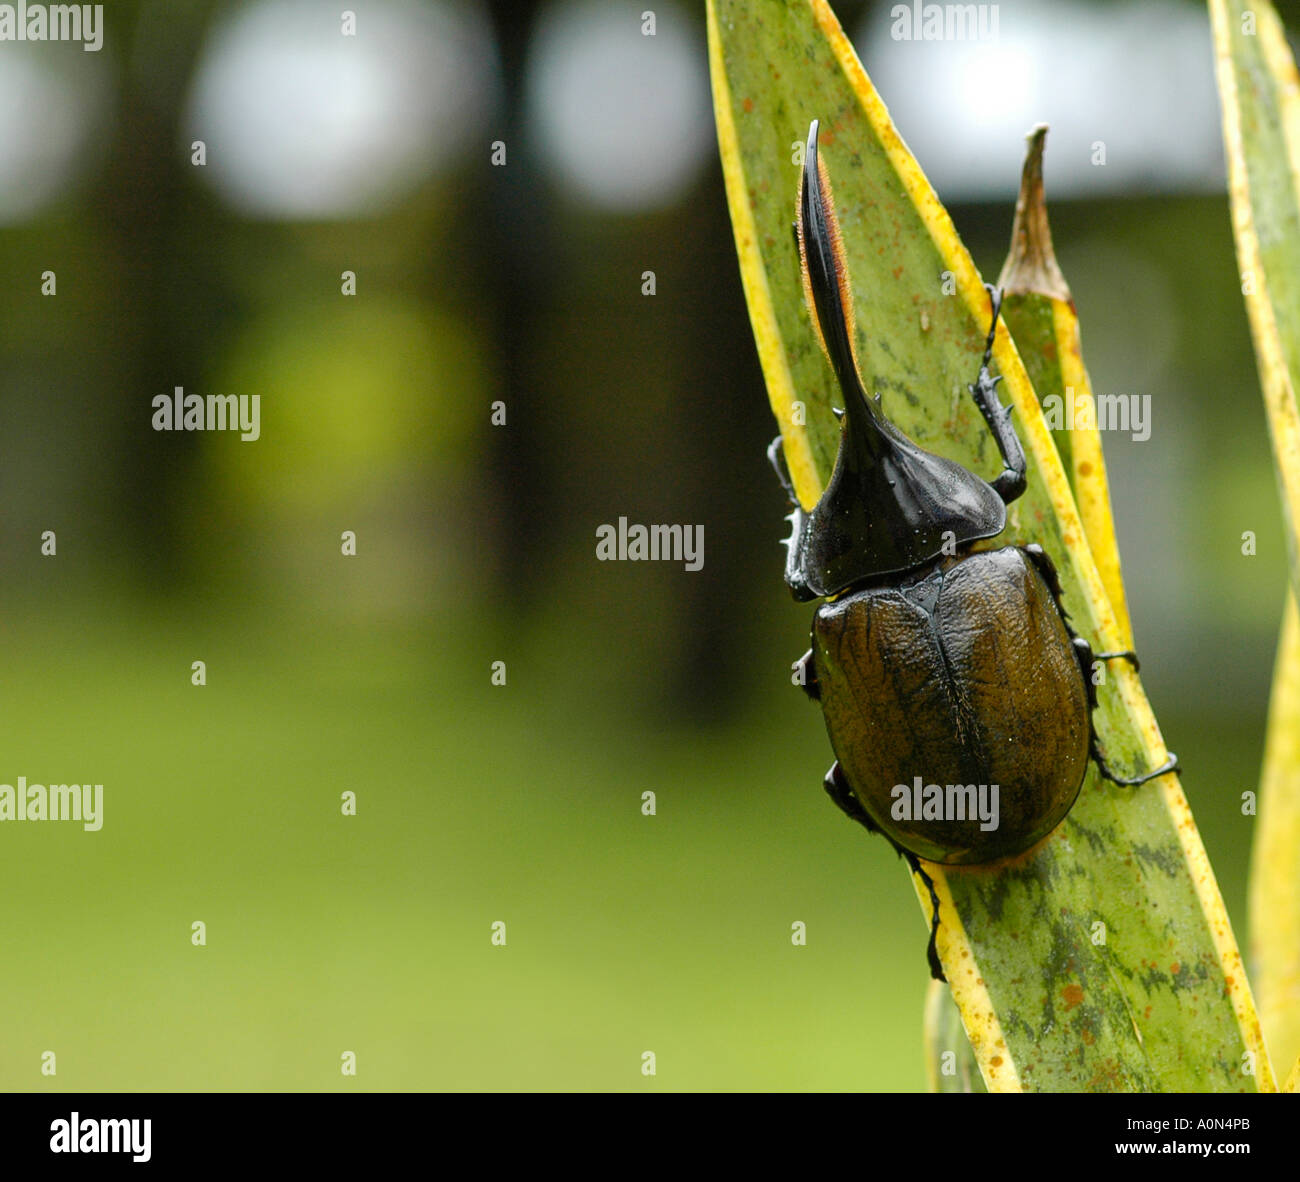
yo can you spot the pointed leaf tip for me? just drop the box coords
[997,125,1070,301]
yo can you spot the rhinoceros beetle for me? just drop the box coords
[771,121,1179,981]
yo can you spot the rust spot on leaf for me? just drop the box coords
[1062,984,1085,1011]
[743,97,753,113]
[1077,460,1093,477]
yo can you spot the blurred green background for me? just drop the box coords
[0,0,1293,1090]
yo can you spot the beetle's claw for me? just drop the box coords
[1093,744,1180,786]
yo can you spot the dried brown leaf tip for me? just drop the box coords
[997,125,1071,302]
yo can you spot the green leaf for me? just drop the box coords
[711,0,1272,1091]
[1210,0,1300,1084]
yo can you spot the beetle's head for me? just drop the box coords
[788,119,1007,599]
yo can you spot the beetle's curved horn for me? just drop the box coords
[790,120,1009,596]
[797,120,876,435]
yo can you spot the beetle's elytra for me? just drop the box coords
[772,121,1178,979]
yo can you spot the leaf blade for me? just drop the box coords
[1210,0,1300,1081]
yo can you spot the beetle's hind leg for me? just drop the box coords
[903,852,946,984]
[824,762,947,982]
[968,283,1028,506]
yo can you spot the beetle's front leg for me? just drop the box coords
[768,436,818,602]
[968,283,1027,506]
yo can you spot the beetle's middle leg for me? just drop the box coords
[823,760,877,832]
[1022,542,1179,786]
[967,283,1027,506]
[1070,633,1180,785]
[1023,542,1134,664]
[824,762,947,982]
[794,648,819,700]
[1093,648,1140,672]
